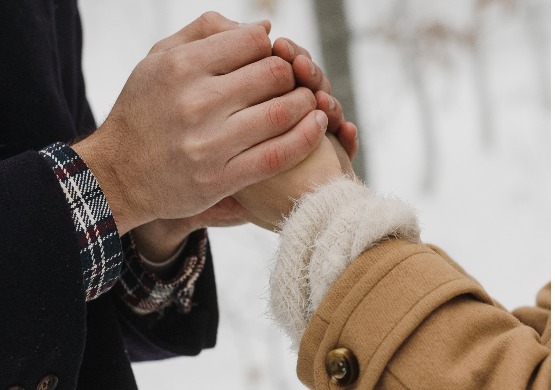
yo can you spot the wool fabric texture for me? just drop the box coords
[271,177,421,348]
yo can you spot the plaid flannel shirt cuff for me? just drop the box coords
[39,142,123,301]
[114,229,208,315]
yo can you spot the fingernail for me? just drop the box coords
[315,111,328,130]
[285,40,295,59]
[327,95,335,110]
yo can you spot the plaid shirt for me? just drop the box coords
[39,142,205,313]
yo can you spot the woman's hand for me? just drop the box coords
[234,134,351,230]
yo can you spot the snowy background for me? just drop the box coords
[78,0,550,389]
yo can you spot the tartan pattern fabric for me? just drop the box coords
[39,142,123,301]
[115,229,208,315]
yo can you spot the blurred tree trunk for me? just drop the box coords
[395,0,438,191]
[312,0,368,182]
[472,3,495,149]
[521,0,551,109]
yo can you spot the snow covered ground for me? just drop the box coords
[79,1,550,388]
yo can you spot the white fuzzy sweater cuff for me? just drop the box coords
[269,177,421,349]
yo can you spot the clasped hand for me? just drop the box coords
[74,12,357,261]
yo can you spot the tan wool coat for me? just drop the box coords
[297,239,551,389]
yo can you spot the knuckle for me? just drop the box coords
[266,57,294,86]
[198,11,221,27]
[150,41,165,54]
[183,138,210,165]
[267,99,289,130]
[246,26,271,55]
[262,147,286,172]
[299,87,317,109]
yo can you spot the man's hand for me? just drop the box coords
[73,12,327,236]
[101,14,359,261]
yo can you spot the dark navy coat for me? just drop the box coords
[0,2,218,389]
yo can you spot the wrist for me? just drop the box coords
[72,129,145,235]
[135,236,188,278]
[131,219,196,263]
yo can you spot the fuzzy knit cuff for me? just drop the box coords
[270,177,421,349]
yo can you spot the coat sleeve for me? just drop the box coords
[269,178,550,389]
[0,151,87,389]
[297,239,550,389]
[38,142,220,361]
[113,237,219,361]
[0,149,219,390]
[0,3,219,386]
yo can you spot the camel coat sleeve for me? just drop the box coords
[270,178,550,389]
[297,239,550,389]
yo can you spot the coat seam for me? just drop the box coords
[385,366,411,389]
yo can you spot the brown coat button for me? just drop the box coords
[325,348,359,386]
[36,375,58,390]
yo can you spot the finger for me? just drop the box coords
[315,90,359,160]
[242,20,272,34]
[171,25,271,75]
[291,55,331,94]
[315,90,345,133]
[335,122,359,161]
[226,110,328,188]
[273,38,331,93]
[272,37,312,62]
[227,87,317,154]
[151,12,240,53]
[151,12,272,53]
[326,133,355,177]
[214,56,295,112]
